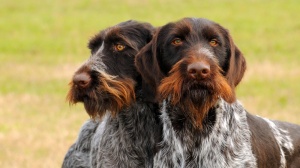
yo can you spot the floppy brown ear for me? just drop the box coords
[140,22,156,43]
[225,34,247,88]
[135,31,164,102]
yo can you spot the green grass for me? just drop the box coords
[1,0,300,167]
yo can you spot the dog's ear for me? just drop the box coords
[118,20,155,50]
[140,22,156,43]
[225,32,246,88]
[135,30,164,102]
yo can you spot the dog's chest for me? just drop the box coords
[155,100,257,168]
[93,102,161,168]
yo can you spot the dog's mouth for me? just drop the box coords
[185,79,214,91]
[67,72,136,118]
[180,78,215,102]
[80,92,117,118]
[158,61,236,129]
[159,74,220,129]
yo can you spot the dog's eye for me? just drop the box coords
[209,39,218,47]
[114,44,126,51]
[171,38,183,46]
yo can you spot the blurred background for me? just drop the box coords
[1,0,300,167]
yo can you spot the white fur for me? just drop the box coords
[90,113,109,167]
[198,48,215,59]
[89,42,107,72]
[157,100,185,168]
[154,99,257,168]
[261,117,294,168]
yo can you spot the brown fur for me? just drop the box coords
[67,68,135,118]
[225,36,246,88]
[66,20,154,119]
[136,18,245,128]
[135,18,246,103]
[158,54,235,128]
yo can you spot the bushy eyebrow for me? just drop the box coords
[88,33,103,51]
[169,21,191,38]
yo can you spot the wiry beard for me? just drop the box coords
[67,72,136,119]
[178,81,219,129]
[158,60,235,129]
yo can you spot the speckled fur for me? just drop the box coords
[92,100,161,168]
[62,119,99,168]
[154,99,257,168]
[260,117,294,168]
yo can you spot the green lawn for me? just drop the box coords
[1,0,300,167]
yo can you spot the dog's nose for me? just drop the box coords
[73,72,91,88]
[187,62,210,79]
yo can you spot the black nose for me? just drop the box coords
[73,72,91,88]
[187,62,210,79]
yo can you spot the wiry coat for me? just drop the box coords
[155,98,298,168]
[62,119,99,168]
[90,91,161,168]
[62,20,162,168]
[136,17,300,168]
[155,99,257,168]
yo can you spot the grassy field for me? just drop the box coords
[1,0,300,167]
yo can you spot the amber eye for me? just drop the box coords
[209,39,218,47]
[171,38,183,46]
[115,44,125,51]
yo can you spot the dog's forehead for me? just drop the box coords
[104,26,121,39]
[162,18,222,40]
[189,18,221,35]
[105,22,139,38]
[88,24,142,62]
[99,25,127,40]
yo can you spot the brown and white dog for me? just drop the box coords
[136,18,300,167]
[63,20,162,168]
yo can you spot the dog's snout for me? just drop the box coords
[73,72,91,88]
[187,62,210,79]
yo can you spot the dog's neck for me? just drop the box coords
[161,98,247,141]
[161,98,221,135]
[93,86,162,168]
[134,76,147,100]
[157,98,257,167]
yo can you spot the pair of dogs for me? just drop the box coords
[63,18,300,167]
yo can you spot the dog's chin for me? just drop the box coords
[68,86,135,119]
[188,88,211,105]
[176,80,219,129]
[67,85,93,104]
[67,86,106,115]
[72,90,128,118]
[182,80,216,103]
[82,96,109,118]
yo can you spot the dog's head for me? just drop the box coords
[136,18,246,128]
[67,20,154,118]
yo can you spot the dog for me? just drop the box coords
[63,20,162,168]
[136,18,300,167]
[62,119,99,168]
